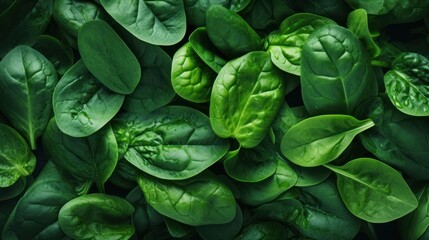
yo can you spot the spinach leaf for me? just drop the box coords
[266,13,336,75]
[0,124,35,187]
[359,95,429,180]
[325,158,418,223]
[347,9,381,58]
[301,24,377,115]
[58,193,135,240]
[399,184,429,240]
[52,0,108,48]
[281,114,374,167]
[206,5,262,58]
[121,32,175,114]
[344,0,396,15]
[171,42,216,103]
[210,51,286,148]
[0,0,52,57]
[99,0,186,45]
[384,52,429,116]
[137,171,236,226]
[53,60,125,137]
[78,20,141,94]
[242,0,295,32]
[0,45,58,149]
[43,118,118,193]
[116,106,229,180]
[189,27,227,73]
[236,157,297,206]
[2,162,79,240]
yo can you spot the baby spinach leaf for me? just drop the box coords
[223,139,277,183]
[384,52,429,116]
[206,5,262,58]
[196,204,243,240]
[53,60,125,137]
[58,193,135,240]
[347,9,381,58]
[234,221,288,240]
[242,0,295,31]
[236,158,297,206]
[121,32,175,114]
[0,124,35,187]
[99,0,186,45]
[138,171,236,226]
[189,27,227,73]
[43,118,118,193]
[165,218,195,238]
[0,0,52,57]
[0,45,58,149]
[266,13,336,75]
[301,24,377,115]
[2,162,79,240]
[117,106,229,180]
[78,20,141,94]
[344,0,396,15]
[171,42,216,103]
[32,35,74,76]
[359,95,429,180]
[281,114,374,167]
[53,0,108,48]
[210,51,286,148]
[325,158,418,223]
[398,184,429,240]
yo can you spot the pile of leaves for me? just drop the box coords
[1,0,429,239]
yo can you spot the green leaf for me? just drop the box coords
[43,118,118,193]
[347,8,381,58]
[99,0,186,45]
[384,52,429,116]
[235,222,288,240]
[78,20,141,94]
[53,60,125,137]
[171,42,216,103]
[0,177,26,201]
[116,106,229,180]
[266,13,336,75]
[32,35,74,75]
[138,171,236,226]
[325,158,418,223]
[2,162,80,240]
[0,124,35,187]
[189,27,227,73]
[210,51,286,148]
[206,5,262,58]
[58,193,135,240]
[236,158,297,206]
[399,184,429,240]
[0,45,58,149]
[301,24,377,115]
[196,204,243,240]
[281,114,374,167]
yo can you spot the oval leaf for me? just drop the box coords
[0,45,58,149]
[210,51,286,148]
[53,60,125,137]
[58,193,135,240]
[281,115,374,167]
[116,106,229,180]
[78,20,141,94]
[325,158,418,223]
[99,0,186,45]
[138,172,236,226]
